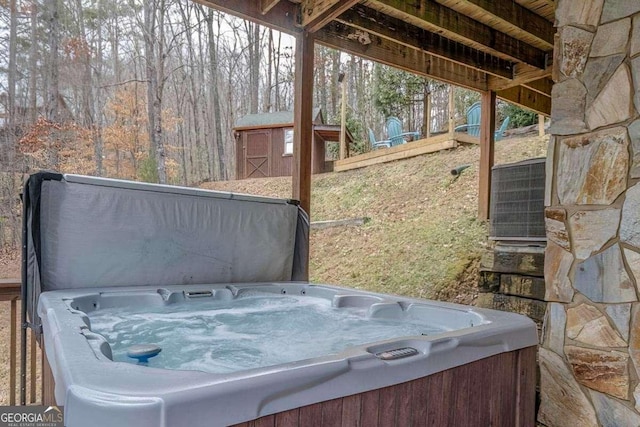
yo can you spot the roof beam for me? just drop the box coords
[437,0,555,49]
[497,85,551,116]
[534,0,557,9]
[337,5,514,79]
[315,21,488,91]
[261,0,281,15]
[366,0,547,68]
[488,62,552,91]
[300,0,359,32]
[193,0,299,34]
[523,77,553,97]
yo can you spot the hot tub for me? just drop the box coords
[38,282,536,427]
[23,173,537,426]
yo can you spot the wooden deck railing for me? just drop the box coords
[1,279,41,405]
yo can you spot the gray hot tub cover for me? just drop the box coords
[23,172,309,332]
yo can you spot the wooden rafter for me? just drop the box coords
[516,0,557,21]
[261,0,281,15]
[315,21,488,91]
[436,0,555,49]
[193,0,299,33]
[488,62,552,91]
[300,0,359,32]
[522,77,553,97]
[365,0,547,68]
[497,85,551,116]
[337,5,514,79]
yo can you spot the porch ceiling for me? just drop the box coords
[193,0,555,115]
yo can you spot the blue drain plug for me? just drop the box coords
[127,344,162,364]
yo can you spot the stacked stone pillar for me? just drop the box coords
[540,1,640,425]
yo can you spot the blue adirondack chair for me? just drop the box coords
[454,102,482,137]
[454,102,510,141]
[386,117,420,147]
[368,128,391,150]
[494,116,511,140]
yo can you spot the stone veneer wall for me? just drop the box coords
[540,0,640,425]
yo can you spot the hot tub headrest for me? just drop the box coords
[23,172,309,331]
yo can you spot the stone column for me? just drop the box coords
[540,1,640,426]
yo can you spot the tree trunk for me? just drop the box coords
[43,0,61,169]
[422,83,431,137]
[247,22,260,114]
[274,32,281,111]
[143,0,167,183]
[28,2,38,124]
[4,0,18,173]
[46,0,60,123]
[330,50,340,118]
[8,0,17,128]
[75,0,102,175]
[207,10,226,180]
[180,2,205,182]
[263,29,273,113]
[317,46,328,118]
[94,0,104,176]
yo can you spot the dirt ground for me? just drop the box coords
[202,133,547,300]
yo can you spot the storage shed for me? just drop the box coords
[234,108,353,179]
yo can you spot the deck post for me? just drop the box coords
[425,91,431,139]
[538,114,545,136]
[339,72,347,160]
[448,86,455,136]
[292,30,314,218]
[10,298,16,405]
[478,90,496,220]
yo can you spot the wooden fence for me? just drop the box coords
[1,278,41,405]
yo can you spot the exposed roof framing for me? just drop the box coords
[523,78,554,98]
[195,0,556,115]
[315,21,489,91]
[336,5,515,79]
[515,0,556,21]
[261,0,281,15]
[488,63,552,91]
[300,0,360,32]
[497,85,551,116]
[364,0,548,68]
[435,0,555,50]
[193,0,300,33]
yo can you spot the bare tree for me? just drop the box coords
[45,0,60,123]
[246,21,260,114]
[7,0,17,128]
[143,0,167,183]
[206,8,226,180]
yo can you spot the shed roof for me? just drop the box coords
[235,108,323,130]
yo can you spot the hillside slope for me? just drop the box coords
[0,134,547,405]
[202,134,548,303]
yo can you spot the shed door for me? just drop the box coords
[244,130,271,178]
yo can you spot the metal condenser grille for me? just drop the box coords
[489,158,546,241]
